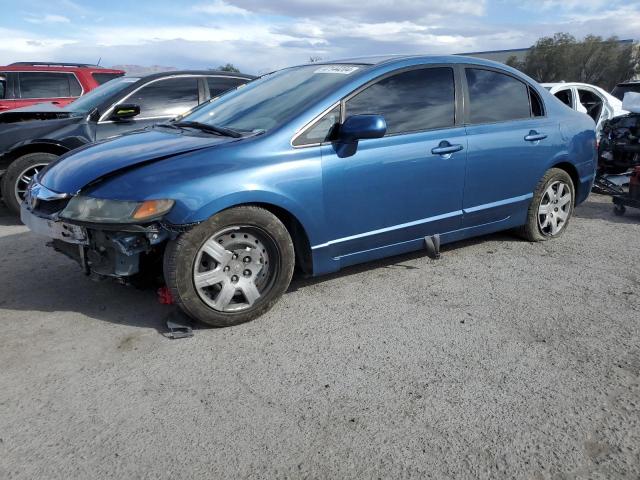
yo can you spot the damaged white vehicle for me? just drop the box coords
[543,82,627,134]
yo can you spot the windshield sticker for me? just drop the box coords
[313,65,360,75]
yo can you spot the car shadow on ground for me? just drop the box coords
[0,225,526,335]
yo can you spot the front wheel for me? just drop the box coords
[519,168,575,242]
[164,206,295,327]
[1,152,59,215]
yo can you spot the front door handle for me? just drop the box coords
[524,130,547,142]
[431,141,464,156]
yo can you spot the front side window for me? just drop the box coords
[19,72,82,99]
[345,67,455,135]
[293,105,341,146]
[465,68,531,124]
[554,89,573,108]
[127,77,199,118]
[0,74,6,99]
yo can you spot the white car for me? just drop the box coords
[542,82,627,134]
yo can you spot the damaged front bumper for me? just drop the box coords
[21,202,172,278]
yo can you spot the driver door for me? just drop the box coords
[319,66,467,266]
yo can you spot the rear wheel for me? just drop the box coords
[164,206,295,327]
[1,152,58,215]
[519,168,575,242]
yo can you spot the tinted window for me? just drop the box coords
[345,67,455,135]
[293,105,341,146]
[206,77,247,97]
[530,87,544,117]
[19,72,82,99]
[554,89,573,108]
[0,75,5,99]
[128,77,199,117]
[92,72,124,85]
[466,68,530,123]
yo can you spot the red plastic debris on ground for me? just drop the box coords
[157,286,175,305]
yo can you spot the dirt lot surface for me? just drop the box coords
[1,194,639,479]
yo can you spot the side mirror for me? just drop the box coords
[339,114,387,142]
[111,103,140,121]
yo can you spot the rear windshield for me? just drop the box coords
[611,84,640,101]
[92,72,125,85]
[64,76,140,114]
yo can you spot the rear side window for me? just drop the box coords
[128,77,199,117]
[345,67,455,135]
[553,89,573,108]
[0,74,6,99]
[18,72,82,98]
[206,77,247,98]
[92,72,124,85]
[465,68,530,124]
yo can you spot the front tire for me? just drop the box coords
[164,206,295,327]
[519,168,575,242]
[1,152,58,215]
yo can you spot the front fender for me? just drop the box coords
[169,189,324,247]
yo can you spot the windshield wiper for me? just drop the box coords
[172,121,243,138]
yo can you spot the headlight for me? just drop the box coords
[60,196,174,223]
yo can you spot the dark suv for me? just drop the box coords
[0,70,254,214]
[611,81,640,101]
[0,62,125,112]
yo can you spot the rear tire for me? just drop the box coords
[519,168,575,242]
[164,206,295,327]
[1,152,58,215]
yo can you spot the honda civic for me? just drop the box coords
[21,55,597,327]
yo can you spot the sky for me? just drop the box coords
[0,0,638,74]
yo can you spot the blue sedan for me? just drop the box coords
[22,55,597,326]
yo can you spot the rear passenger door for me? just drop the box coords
[95,76,201,140]
[462,67,558,227]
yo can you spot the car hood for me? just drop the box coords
[0,103,75,124]
[40,127,237,194]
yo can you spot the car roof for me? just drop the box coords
[136,70,256,81]
[311,54,517,70]
[0,64,123,73]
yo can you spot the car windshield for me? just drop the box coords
[63,76,140,114]
[182,64,365,133]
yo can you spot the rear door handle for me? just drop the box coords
[431,141,464,156]
[524,130,547,142]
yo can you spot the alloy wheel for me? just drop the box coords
[192,226,276,312]
[14,163,48,205]
[537,180,572,236]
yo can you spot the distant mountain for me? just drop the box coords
[110,65,178,75]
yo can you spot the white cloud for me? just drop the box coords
[24,14,71,24]
[193,1,250,16]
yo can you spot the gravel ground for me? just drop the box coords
[0,194,639,479]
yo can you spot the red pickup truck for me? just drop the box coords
[0,62,125,112]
